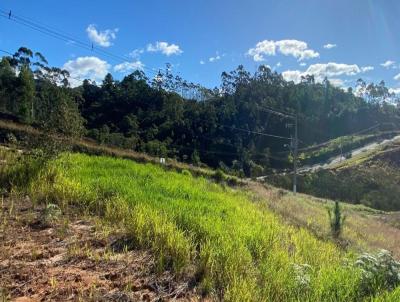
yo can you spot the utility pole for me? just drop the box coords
[259,102,298,194]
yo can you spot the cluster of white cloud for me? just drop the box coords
[361,66,374,72]
[114,61,144,73]
[64,25,186,85]
[247,39,319,62]
[75,24,396,92]
[323,43,337,49]
[389,88,400,95]
[209,54,221,62]
[381,60,396,69]
[147,41,183,56]
[86,24,118,48]
[281,62,374,86]
[129,48,144,59]
[63,56,110,87]
[199,52,225,65]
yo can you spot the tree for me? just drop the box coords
[328,201,345,239]
[39,83,85,138]
[17,66,35,123]
[0,58,17,112]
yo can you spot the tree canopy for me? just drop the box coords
[1,47,399,176]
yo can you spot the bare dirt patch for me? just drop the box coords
[0,197,201,301]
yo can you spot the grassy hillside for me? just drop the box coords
[250,183,400,258]
[269,137,400,211]
[297,131,400,166]
[1,150,400,301]
[0,119,244,184]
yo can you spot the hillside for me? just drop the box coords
[1,46,400,177]
[267,135,400,211]
[1,147,400,301]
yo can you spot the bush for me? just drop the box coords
[355,250,400,295]
[328,201,345,239]
[181,169,192,177]
[213,169,226,183]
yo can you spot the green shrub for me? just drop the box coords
[181,169,192,177]
[328,201,346,239]
[355,250,400,295]
[213,169,226,183]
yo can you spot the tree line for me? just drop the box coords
[1,47,399,176]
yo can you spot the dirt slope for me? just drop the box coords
[0,198,200,302]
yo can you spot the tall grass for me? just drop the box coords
[6,152,397,301]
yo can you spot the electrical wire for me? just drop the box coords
[0,9,159,77]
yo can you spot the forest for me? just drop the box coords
[1,46,400,176]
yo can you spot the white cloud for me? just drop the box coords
[247,39,319,62]
[299,62,307,67]
[394,73,400,81]
[114,61,144,73]
[282,62,365,85]
[361,66,374,73]
[323,43,337,49]
[200,60,205,65]
[86,24,118,47]
[389,88,400,95]
[381,60,396,69]
[328,78,344,87]
[247,40,276,62]
[306,63,360,78]
[209,55,220,62]
[63,56,110,87]
[282,70,303,83]
[129,49,144,59]
[147,41,183,56]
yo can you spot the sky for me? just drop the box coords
[1,0,400,92]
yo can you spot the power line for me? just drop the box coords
[0,48,91,84]
[296,123,381,153]
[258,105,295,119]
[168,142,289,163]
[1,46,292,160]
[0,8,295,163]
[0,8,160,78]
[218,124,292,140]
[0,49,13,56]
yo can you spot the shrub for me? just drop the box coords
[212,169,226,183]
[328,201,345,239]
[181,169,192,177]
[40,203,62,225]
[355,250,400,295]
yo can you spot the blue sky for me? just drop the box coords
[1,0,400,92]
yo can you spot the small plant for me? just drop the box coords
[292,263,312,291]
[355,249,400,294]
[328,201,345,239]
[5,133,17,146]
[181,169,192,177]
[213,169,225,183]
[41,203,62,225]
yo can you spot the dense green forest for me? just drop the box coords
[1,47,400,176]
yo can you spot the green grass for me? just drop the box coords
[17,152,399,301]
